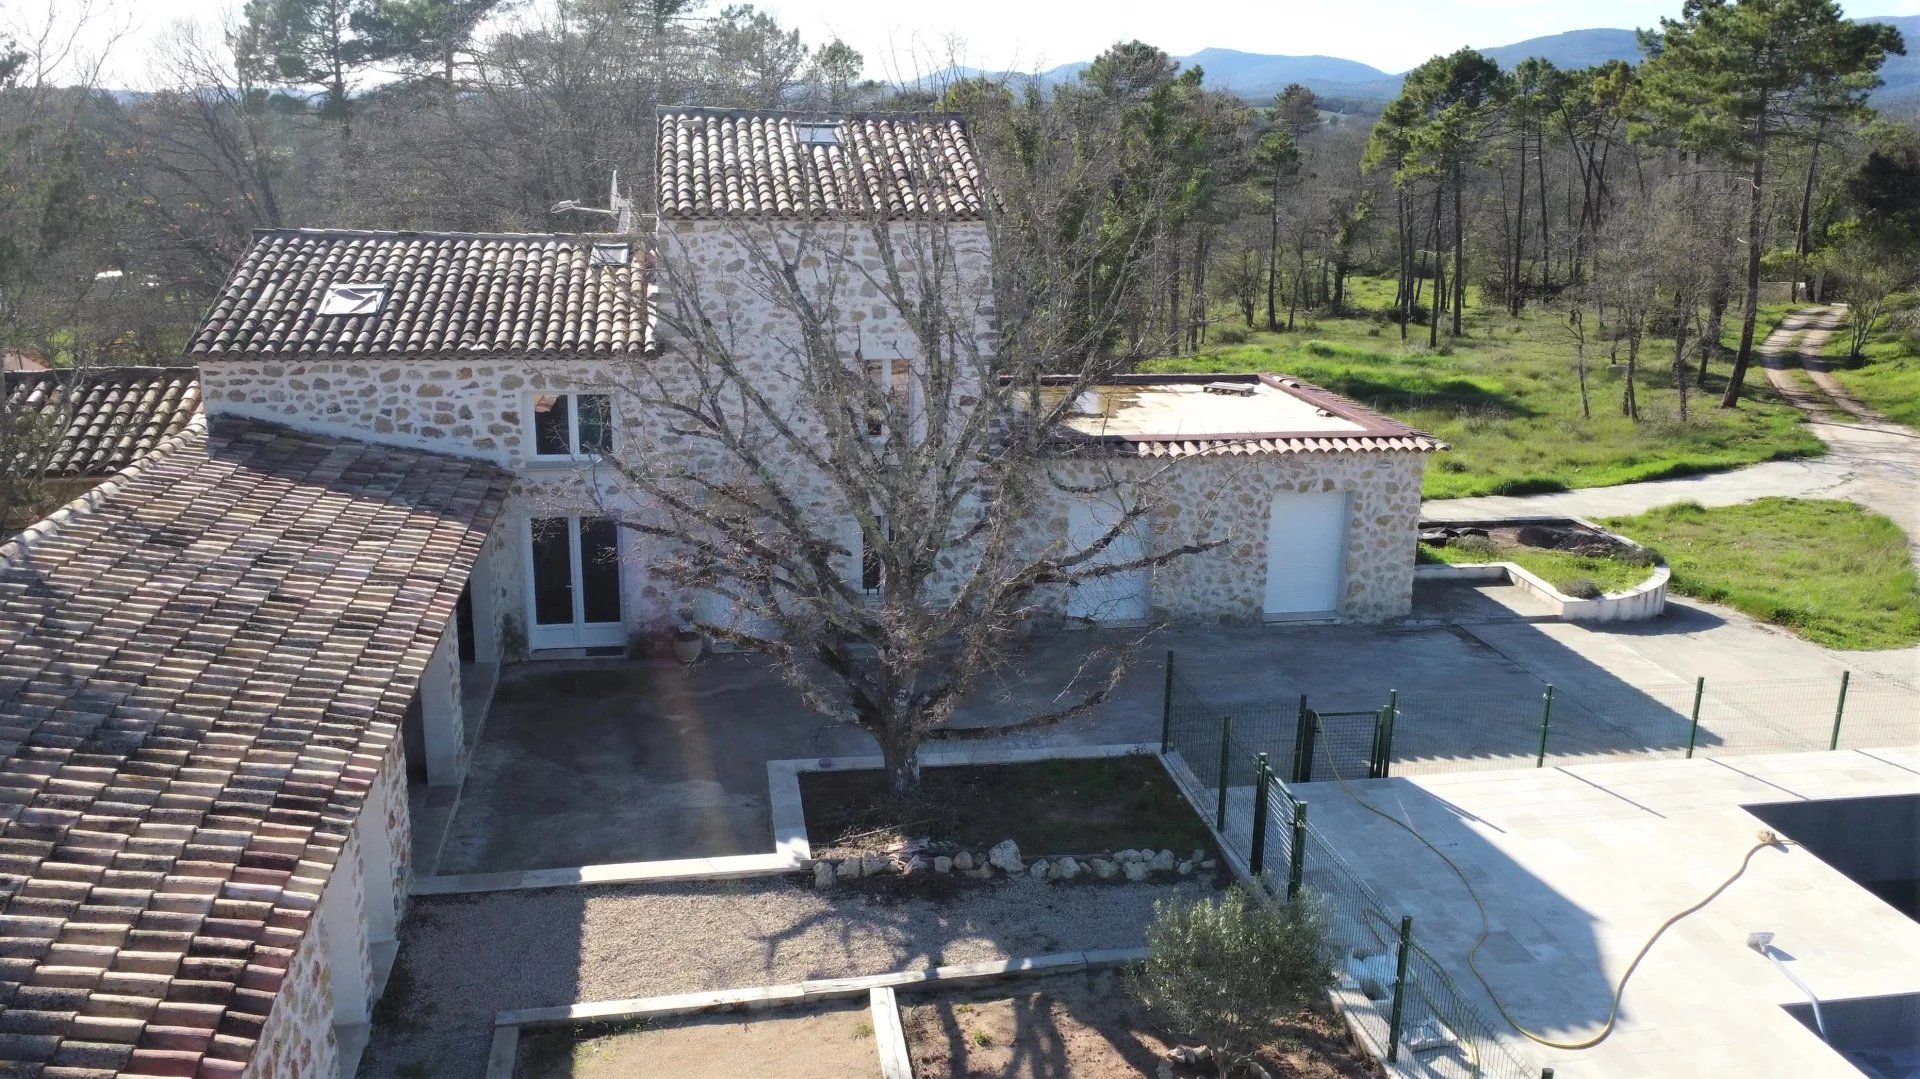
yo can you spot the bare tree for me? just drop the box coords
[602,126,1224,793]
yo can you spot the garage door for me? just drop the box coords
[1263,492,1348,619]
[1066,497,1149,624]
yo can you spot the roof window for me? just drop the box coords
[796,122,841,147]
[318,283,389,316]
[590,242,631,267]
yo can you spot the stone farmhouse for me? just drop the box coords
[0,108,1440,1077]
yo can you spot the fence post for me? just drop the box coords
[1686,676,1705,759]
[1286,798,1309,902]
[1535,684,1556,768]
[1160,650,1175,754]
[1385,914,1414,1063]
[1373,689,1399,778]
[1215,714,1234,831]
[1829,670,1851,751]
[1297,703,1320,784]
[1249,754,1271,878]
[1290,695,1310,784]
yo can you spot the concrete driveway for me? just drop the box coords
[431,581,1913,875]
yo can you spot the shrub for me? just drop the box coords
[1213,326,1251,345]
[1129,888,1333,1077]
[1448,533,1499,557]
[1617,545,1661,568]
[1561,578,1604,599]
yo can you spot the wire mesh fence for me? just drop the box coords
[1164,650,1918,780]
[1158,653,1917,1078]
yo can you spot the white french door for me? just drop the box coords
[525,516,625,649]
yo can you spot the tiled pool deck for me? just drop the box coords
[1301,747,1920,1078]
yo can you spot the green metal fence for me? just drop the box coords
[1165,723,1539,1075]
[1165,651,1918,781]
[1160,651,1918,1078]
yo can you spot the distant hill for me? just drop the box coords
[926,17,1916,107]
[1861,15,1920,100]
[1473,28,1644,72]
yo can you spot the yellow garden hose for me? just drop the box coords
[1314,736,1783,1051]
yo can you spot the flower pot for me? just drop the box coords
[671,632,703,664]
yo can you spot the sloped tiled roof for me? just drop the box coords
[3,368,202,477]
[187,229,650,360]
[657,108,986,220]
[1046,374,1448,458]
[0,416,508,1076]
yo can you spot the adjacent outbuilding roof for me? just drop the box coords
[3,368,202,477]
[657,108,986,221]
[1046,373,1448,458]
[186,229,650,360]
[0,416,509,1076]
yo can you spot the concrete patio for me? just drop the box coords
[425,580,1913,876]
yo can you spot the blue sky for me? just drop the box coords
[32,0,1920,88]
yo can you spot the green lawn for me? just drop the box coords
[1145,278,1822,499]
[1824,292,1920,428]
[1605,499,1920,651]
[1417,541,1655,596]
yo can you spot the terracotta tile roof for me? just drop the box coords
[3,368,202,477]
[186,229,650,360]
[0,416,508,1076]
[1046,374,1448,458]
[657,107,986,220]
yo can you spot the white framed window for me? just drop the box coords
[529,392,614,460]
[589,242,631,267]
[849,517,886,598]
[796,122,841,147]
[317,282,389,316]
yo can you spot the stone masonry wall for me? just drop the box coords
[245,878,337,1079]
[245,743,408,1078]
[1027,450,1428,623]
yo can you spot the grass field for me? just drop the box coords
[1605,499,1920,651]
[1417,540,1654,595]
[1145,278,1821,499]
[1824,292,1920,428]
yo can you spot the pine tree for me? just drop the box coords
[1636,0,1903,407]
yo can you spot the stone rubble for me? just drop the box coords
[812,837,1215,888]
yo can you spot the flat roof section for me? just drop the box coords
[1299,748,1920,1078]
[1039,374,1446,459]
[1064,380,1367,440]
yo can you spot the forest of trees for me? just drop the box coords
[2,0,1916,419]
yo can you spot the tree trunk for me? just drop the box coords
[1673,295,1692,422]
[882,735,921,795]
[1721,119,1770,409]
[1429,181,1444,349]
[1451,160,1465,336]
[1536,127,1551,293]
[1793,123,1826,303]
[1266,172,1282,330]
[1512,126,1528,316]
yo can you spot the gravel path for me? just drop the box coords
[360,874,1213,1078]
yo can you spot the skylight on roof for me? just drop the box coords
[318,283,389,316]
[590,242,631,267]
[796,122,841,147]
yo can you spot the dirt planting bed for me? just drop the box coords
[516,999,874,1079]
[801,756,1215,861]
[901,969,1378,1079]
